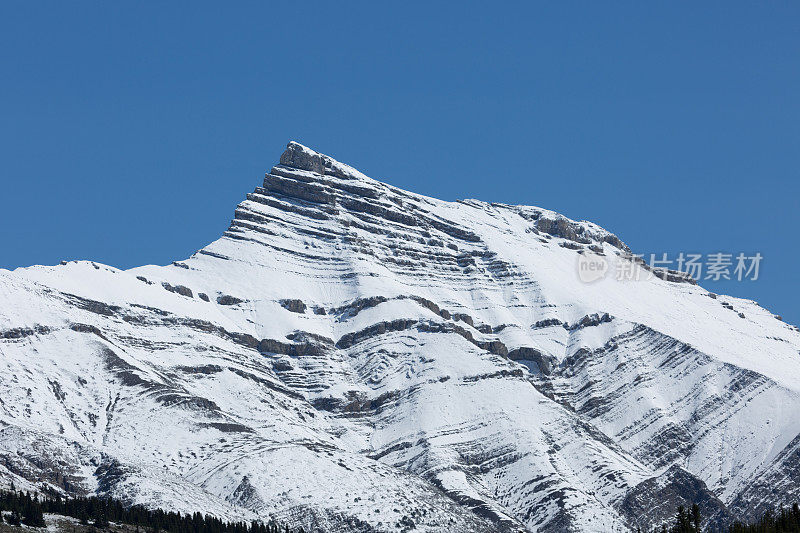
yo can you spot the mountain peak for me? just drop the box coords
[278,140,373,183]
[3,144,800,533]
[279,141,326,174]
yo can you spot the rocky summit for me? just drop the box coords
[1,142,799,532]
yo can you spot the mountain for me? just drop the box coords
[1,142,799,532]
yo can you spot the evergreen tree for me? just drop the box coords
[691,504,701,532]
[671,505,692,533]
[78,507,90,525]
[7,508,22,526]
[0,488,300,533]
[93,506,109,529]
[21,501,46,528]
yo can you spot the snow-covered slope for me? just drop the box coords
[1,142,799,532]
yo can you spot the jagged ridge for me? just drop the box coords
[0,142,799,532]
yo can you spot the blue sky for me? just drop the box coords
[1,2,798,323]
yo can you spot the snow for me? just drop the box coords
[0,142,798,532]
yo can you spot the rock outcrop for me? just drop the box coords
[0,142,798,532]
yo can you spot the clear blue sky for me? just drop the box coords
[1,2,798,324]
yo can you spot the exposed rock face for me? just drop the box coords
[727,432,800,522]
[566,312,613,331]
[1,142,799,532]
[279,141,326,175]
[162,282,193,298]
[618,466,733,531]
[536,216,628,251]
[507,346,555,374]
[652,267,697,285]
[336,319,418,349]
[216,294,243,305]
[279,299,307,314]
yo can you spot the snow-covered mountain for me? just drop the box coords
[1,142,799,532]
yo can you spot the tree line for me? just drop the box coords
[727,504,800,533]
[644,502,800,533]
[2,483,799,532]
[0,484,296,533]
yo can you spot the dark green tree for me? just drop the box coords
[6,508,22,526]
[21,503,46,527]
[93,507,109,529]
[691,504,701,532]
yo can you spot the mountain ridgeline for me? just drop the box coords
[1,142,799,532]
